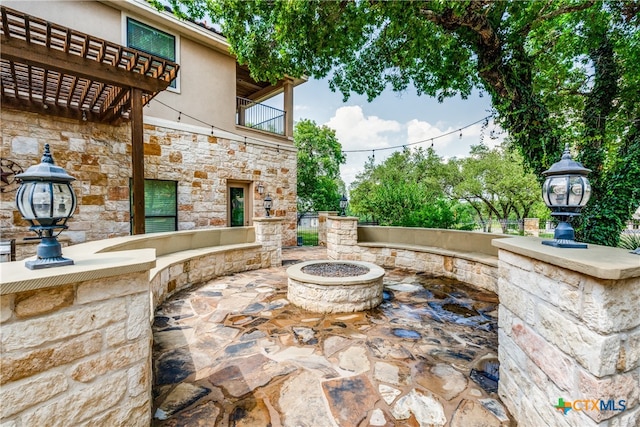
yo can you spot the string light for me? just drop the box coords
[149,98,497,157]
[342,115,494,154]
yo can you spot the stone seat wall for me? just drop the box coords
[328,219,512,293]
[0,220,283,426]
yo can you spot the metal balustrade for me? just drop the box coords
[236,96,285,135]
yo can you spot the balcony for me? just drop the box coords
[236,96,286,136]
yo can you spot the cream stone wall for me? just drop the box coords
[494,238,640,427]
[0,222,285,425]
[0,269,152,426]
[0,111,297,257]
[327,218,500,293]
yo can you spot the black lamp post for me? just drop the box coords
[15,144,77,269]
[541,143,591,248]
[264,193,273,217]
[339,194,348,216]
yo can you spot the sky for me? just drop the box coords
[287,77,507,189]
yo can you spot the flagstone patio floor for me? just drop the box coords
[152,246,513,426]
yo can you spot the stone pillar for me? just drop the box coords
[254,217,283,268]
[327,216,359,260]
[492,237,640,427]
[318,211,338,247]
[524,218,539,237]
[0,249,156,426]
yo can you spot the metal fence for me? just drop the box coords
[236,97,285,135]
[297,212,319,246]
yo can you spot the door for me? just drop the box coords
[228,181,252,227]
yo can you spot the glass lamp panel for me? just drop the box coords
[32,182,53,218]
[568,176,584,206]
[582,179,592,206]
[549,176,569,207]
[17,182,36,219]
[542,178,551,206]
[53,183,75,218]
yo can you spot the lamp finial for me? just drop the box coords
[41,144,54,164]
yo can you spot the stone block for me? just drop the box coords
[106,321,127,348]
[127,293,150,340]
[1,294,13,323]
[577,369,640,422]
[21,371,128,426]
[581,276,640,334]
[70,339,147,383]
[1,297,126,352]
[498,250,535,272]
[500,262,581,317]
[14,285,75,318]
[1,331,101,385]
[0,371,68,418]
[84,393,149,427]
[509,317,575,391]
[77,273,147,304]
[536,303,620,377]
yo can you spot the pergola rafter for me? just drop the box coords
[0,6,178,123]
[1,6,180,235]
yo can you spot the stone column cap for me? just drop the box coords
[0,249,156,295]
[493,236,640,280]
[328,216,359,220]
[253,217,285,223]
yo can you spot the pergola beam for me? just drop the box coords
[1,36,170,93]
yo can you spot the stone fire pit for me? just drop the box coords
[286,260,385,313]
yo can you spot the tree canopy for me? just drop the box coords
[294,119,345,217]
[161,0,640,245]
[349,148,476,229]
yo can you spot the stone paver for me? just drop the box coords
[152,247,513,426]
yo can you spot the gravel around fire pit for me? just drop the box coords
[301,262,370,277]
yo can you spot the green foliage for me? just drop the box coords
[445,144,545,232]
[619,233,640,251]
[163,0,640,245]
[294,119,345,215]
[349,148,475,229]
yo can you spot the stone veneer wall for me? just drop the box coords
[1,222,284,425]
[494,240,640,427]
[326,218,640,427]
[0,268,153,426]
[326,216,499,293]
[0,110,297,256]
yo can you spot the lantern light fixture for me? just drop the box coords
[264,193,273,217]
[541,143,591,249]
[15,144,77,269]
[339,194,348,216]
[256,182,264,195]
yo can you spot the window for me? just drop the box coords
[130,179,178,234]
[126,17,178,89]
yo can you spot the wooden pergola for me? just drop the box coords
[0,6,179,234]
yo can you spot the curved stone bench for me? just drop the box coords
[63,227,265,307]
[327,220,513,293]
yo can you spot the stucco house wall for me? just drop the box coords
[0,0,299,253]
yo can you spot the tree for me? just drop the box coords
[445,145,544,233]
[294,119,345,219]
[163,0,640,245]
[349,148,474,229]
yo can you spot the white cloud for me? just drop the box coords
[326,106,401,151]
[323,106,507,189]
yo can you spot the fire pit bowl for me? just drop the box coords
[286,260,385,313]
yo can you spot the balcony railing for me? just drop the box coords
[236,97,285,136]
